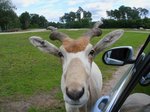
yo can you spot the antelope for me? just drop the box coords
[29,22,124,112]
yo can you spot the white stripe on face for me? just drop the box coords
[61,44,93,75]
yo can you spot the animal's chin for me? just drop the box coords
[64,92,89,108]
[66,100,87,108]
[68,102,84,108]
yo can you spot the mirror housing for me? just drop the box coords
[102,46,135,66]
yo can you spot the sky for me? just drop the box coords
[11,0,150,22]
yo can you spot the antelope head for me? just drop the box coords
[29,23,124,107]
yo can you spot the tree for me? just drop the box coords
[0,0,15,10]
[19,11,30,29]
[103,5,150,28]
[19,12,48,29]
[106,10,114,19]
[83,11,92,22]
[0,0,19,31]
[106,5,141,20]
[138,8,149,18]
[142,8,149,18]
[30,14,40,28]
[30,14,48,28]
[6,10,20,29]
[38,16,48,28]
[60,7,92,28]
[60,12,76,23]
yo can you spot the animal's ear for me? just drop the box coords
[29,36,60,57]
[93,29,124,56]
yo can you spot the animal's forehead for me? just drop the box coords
[62,37,89,53]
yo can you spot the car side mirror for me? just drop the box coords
[102,46,135,66]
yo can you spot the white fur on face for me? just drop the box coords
[60,44,93,75]
[60,44,93,107]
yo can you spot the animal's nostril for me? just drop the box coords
[66,87,84,101]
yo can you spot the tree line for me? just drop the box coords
[19,12,48,29]
[0,0,49,31]
[60,7,92,28]
[59,5,150,29]
[0,0,19,31]
[0,0,150,31]
[107,5,148,20]
[101,5,150,28]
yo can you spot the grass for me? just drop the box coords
[0,32,60,97]
[0,29,149,111]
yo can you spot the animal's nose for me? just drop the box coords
[66,87,84,101]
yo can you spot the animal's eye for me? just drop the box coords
[89,50,95,56]
[58,52,64,57]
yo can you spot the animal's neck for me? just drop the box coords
[88,77,100,110]
[79,104,88,112]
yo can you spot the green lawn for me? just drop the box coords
[0,29,149,111]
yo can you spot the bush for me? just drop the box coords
[101,18,150,29]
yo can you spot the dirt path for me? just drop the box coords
[0,87,64,112]
[0,29,46,35]
[101,65,129,96]
[0,65,130,112]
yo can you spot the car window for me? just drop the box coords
[120,35,150,112]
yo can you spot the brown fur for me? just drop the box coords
[63,37,89,53]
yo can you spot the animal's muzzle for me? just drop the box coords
[66,87,84,101]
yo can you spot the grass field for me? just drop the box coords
[0,29,149,111]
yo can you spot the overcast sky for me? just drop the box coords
[12,0,150,22]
